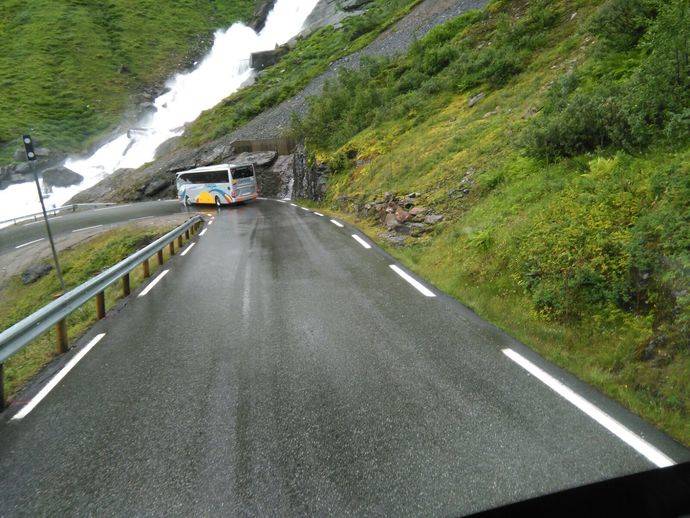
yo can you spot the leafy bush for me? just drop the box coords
[588,0,658,51]
[523,0,689,159]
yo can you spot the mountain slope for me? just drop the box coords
[0,0,259,162]
[293,0,690,445]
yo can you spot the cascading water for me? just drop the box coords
[0,0,318,221]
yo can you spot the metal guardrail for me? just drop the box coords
[0,203,117,227]
[0,215,205,408]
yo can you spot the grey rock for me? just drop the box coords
[379,232,406,247]
[251,47,289,70]
[144,179,171,197]
[468,92,485,107]
[43,167,84,187]
[21,263,53,285]
[424,214,444,224]
[234,151,278,168]
[393,224,411,235]
[384,213,398,230]
[248,0,277,32]
[15,162,31,174]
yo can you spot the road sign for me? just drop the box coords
[22,135,37,161]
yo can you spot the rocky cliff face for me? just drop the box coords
[292,144,328,201]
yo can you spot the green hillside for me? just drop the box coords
[0,0,258,162]
[293,0,690,444]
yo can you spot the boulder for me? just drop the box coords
[42,167,84,188]
[248,0,277,32]
[468,92,485,107]
[250,46,289,70]
[384,213,398,230]
[144,179,171,197]
[409,206,427,216]
[409,223,430,236]
[392,223,411,235]
[395,207,410,223]
[234,151,278,168]
[379,233,406,247]
[21,263,53,285]
[424,214,444,224]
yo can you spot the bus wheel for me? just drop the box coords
[215,196,222,207]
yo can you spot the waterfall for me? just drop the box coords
[0,0,318,221]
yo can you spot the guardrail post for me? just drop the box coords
[96,292,106,320]
[178,235,183,247]
[143,258,150,278]
[157,250,164,265]
[169,242,175,256]
[0,363,5,410]
[122,273,131,297]
[56,320,68,353]
[185,229,190,240]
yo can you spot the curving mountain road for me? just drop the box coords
[0,199,687,515]
[0,200,187,258]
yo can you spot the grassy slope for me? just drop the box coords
[182,0,422,146]
[0,0,258,162]
[297,0,690,444]
[0,224,178,397]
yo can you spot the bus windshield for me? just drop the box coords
[231,166,254,180]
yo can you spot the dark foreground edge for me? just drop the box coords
[467,462,690,517]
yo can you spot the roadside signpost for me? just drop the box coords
[22,135,65,291]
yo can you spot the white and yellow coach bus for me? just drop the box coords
[176,164,258,207]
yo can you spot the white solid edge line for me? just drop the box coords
[290,203,298,207]
[15,238,45,249]
[502,348,675,468]
[72,224,103,233]
[180,242,196,256]
[12,333,106,420]
[330,219,344,228]
[389,265,435,297]
[352,234,372,249]
[313,212,324,217]
[138,269,170,298]
[199,228,208,236]
[300,206,310,211]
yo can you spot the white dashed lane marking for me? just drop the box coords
[180,243,196,257]
[389,265,435,297]
[72,225,103,233]
[138,270,170,298]
[352,234,372,249]
[15,238,45,249]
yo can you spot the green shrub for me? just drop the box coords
[523,0,689,160]
[588,0,658,51]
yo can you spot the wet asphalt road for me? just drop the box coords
[0,199,687,516]
[0,200,185,256]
